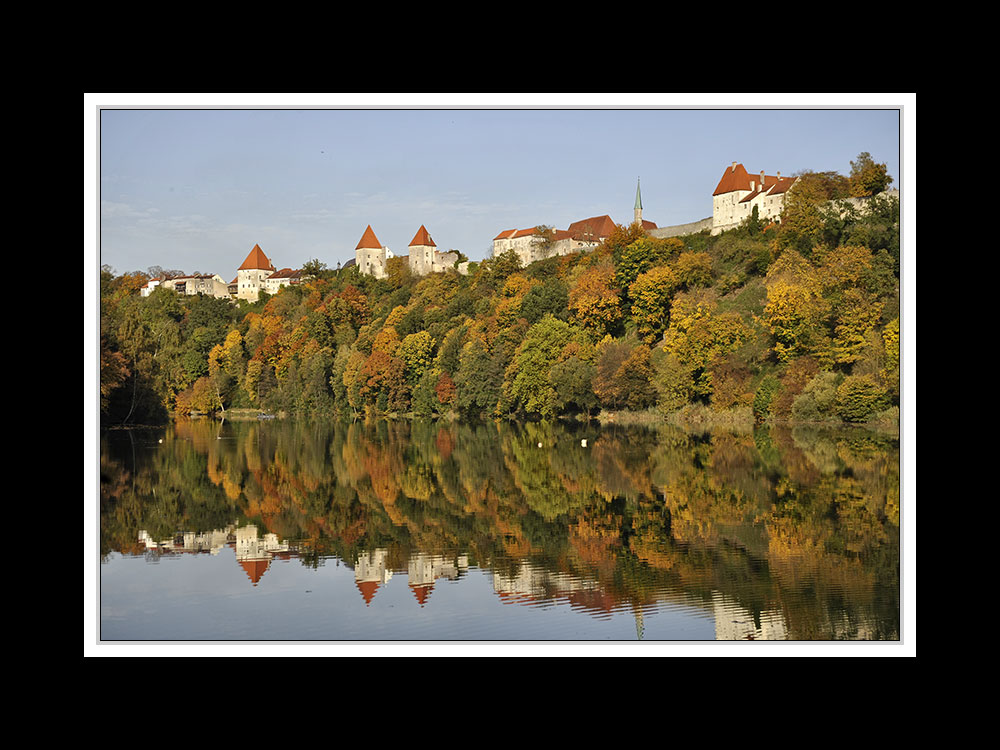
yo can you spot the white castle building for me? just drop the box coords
[354,224,467,278]
[141,273,230,298]
[711,162,797,235]
[234,244,303,302]
[139,243,302,302]
[492,180,658,266]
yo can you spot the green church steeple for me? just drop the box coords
[634,177,643,225]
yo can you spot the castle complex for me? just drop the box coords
[138,162,832,295]
[350,224,468,280]
[490,179,659,267]
[141,243,302,302]
[710,162,797,235]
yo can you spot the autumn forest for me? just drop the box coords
[99,157,901,431]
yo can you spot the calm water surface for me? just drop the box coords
[98,417,901,643]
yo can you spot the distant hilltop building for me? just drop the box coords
[710,162,797,235]
[139,242,302,302]
[140,273,229,298]
[492,179,657,266]
[354,225,393,279]
[354,224,468,278]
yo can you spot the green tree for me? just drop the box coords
[652,351,693,414]
[455,339,504,419]
[548,356,598,414]
[778,171,850,253]
[744,204,763,235]
[752,375,780,424]
[849,152,893,197]
[520,278,569,324]
[502,315,587,418]
[616,345,658,410]
[613,236,680,299]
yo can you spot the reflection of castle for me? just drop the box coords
[492,562,600,604]
[355,548,394,605]
[139,527,234,555]
[353,550,469,606]
[138,523,292,586]
[712,592,788,640]
[235,525,291,585]
[134,526,818,637]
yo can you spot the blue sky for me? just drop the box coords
[93,96,905,280]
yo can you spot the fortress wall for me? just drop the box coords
[648,217,714,239]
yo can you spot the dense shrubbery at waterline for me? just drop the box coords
[100,172,900,428]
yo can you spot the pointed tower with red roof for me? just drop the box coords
[355,225,391,279]
[408,224,437,276]
[236,243,277,302]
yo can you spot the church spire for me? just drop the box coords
[634,177,643,226]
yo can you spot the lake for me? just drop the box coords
[96,416,902,648]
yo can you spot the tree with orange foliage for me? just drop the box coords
[568,263,623,339]
[435,371,457,405]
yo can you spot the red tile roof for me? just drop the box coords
[713,163,795,196]
[767,177,796,196]
[356,225,383,250]
[356,580,379,605]
[269,268,301,279]
[410,583,433,606]
[239,558,270,585]
[567,215,617,240]
[238,244,275,271]
[409,225,436,247]
[493,229,517,241]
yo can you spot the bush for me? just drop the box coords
[835,374,888,423]
[790,371,842,422]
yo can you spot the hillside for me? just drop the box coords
[99,179,900,430]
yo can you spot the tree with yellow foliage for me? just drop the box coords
[762,250,831,364]
[568,263,623,339]
[398,330,436,385]
[629,265,678,345]
[661,293,751,400]
[849,152,893,198]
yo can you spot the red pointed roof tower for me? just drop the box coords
[239,243,275,271]
[239,558,270,586]
[356,580,381,606]
[410,583,433,607]
[409,225,436,247]
[356,225,383,250]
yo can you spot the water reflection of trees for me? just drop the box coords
[100,417,900,639]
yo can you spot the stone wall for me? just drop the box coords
[648,217,714,239]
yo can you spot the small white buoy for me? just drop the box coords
[581,439,587,447]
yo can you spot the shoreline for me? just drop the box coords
[101,404,900,435]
